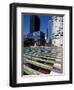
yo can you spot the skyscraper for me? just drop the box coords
[45,19,52,46]
[30,16,40,33]
[52,16,64,47]
[46,28,48,39]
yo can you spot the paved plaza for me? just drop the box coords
[23,46,63,75]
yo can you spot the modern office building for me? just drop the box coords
[46,28,48,40]
[24,15,46,46]
[30,15,45,46]
[30,16,34,33]
[45,28,49,46]
[30,16,40,33]
[24,16,40,47]
[52,16,64,47]
[45,19,52,46]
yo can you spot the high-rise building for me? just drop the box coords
[45,28,49,45]
[45,19,52,46]
[52,16,64,47]
[30,16,40,33]
[46,28,48,39]
[30,16,34,33]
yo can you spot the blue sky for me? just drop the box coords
[23,15,52,39]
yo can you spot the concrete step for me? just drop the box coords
[24,58,53,70]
